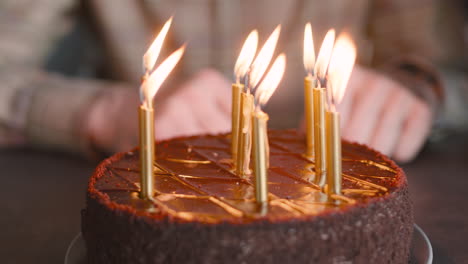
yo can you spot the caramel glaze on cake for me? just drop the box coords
[82,129,413,264]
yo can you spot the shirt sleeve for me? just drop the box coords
[0,0,110,155]
[0,67,109,155]
[368,0,468,132]
[25,71,107,155]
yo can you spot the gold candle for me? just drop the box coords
[252,110,269,204]
[231,83,243,163]
[313,87,326,187]
[232,30,258,164]
[325,110,341,195]
[303,23,316,159]
[138,18,185,200]
[139,106,155,199]
[240,25,281,178]
[138,44,185,199]
[324,32,356,196]
[304,76,314,158]
[236,92,254,177]
[251,52,286,207]
[312,28,336,188]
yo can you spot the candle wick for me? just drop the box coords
[139,86,147,106]
[243,72,250,92]
[325,89,334,112]
[330,99,337,112]
[254,99,262,112]
[317,76,327,88]
[142,63,147,76]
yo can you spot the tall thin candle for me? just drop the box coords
[139,105,155,199]
[138,19,184,199]
[231,84,242,161]
[236,26,281,176]
[325,33,356,196]
[236,91,254,177]
[325,110,341,195]
[253,54,286,208]
[252,110,269,203]
[313,86,326,186]
[313,29,335,187]
[303,23,315,158]
[232,31,258,164]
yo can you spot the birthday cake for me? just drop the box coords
[82,129,413,263]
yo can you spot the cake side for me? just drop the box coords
[83,187,412,263]
[82,130,413,263]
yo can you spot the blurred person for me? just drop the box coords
[0,0,466,162]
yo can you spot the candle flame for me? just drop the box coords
[249,25,281,88]
[303,23,315,75]
[256,54,286,106]
[314,29,335,81]
[143,17,173,72]
[143,45,185,107]
[234,30,258,82]
[328,33,356,106]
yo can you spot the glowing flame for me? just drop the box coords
[249,25,281,88]
[303,23,315,75]
[328,33,356,106]
[143,45,185,107]
[255,54,286,106]
[234,30,258,82]
[143,17,173,72]
[314,29,335,81]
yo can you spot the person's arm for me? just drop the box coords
[340,0,467,162]
[0,0,98,154]
[0,0,133,156]
[85,0,151,83]
[0,67,107,156]
[1,1,232,158]
[368,0,468,132]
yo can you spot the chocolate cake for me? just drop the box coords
[82,129,413,263]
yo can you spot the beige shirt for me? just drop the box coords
[0,0,466,154]
[91,0,464,126]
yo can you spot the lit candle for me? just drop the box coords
[253,54,286,206]
[312,29,335,187]
[325,33,356,196]
[139,19,185,199]
[252,110,268,203]
[303,23,315,158]
[236,26,281,177]
[325,109,341,195]
[232,31,258,165]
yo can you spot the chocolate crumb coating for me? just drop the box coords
[82,129,413,264]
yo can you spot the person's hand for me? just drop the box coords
[86,69,231,154]
[154,69,231,140]
[338,65,433,163]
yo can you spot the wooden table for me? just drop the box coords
[1,135,467,263]
[404,133,468,264]
[0,149,95,263]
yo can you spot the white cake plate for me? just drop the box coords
[65,224,433,264]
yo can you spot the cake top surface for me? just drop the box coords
[89,130,405,223]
